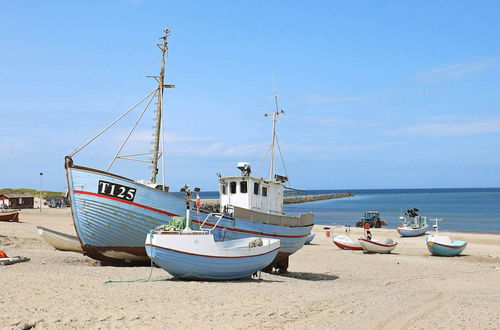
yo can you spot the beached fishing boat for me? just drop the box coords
[145,205,280,280]
[397,208,429,237]
[333,235,363,250]
[37,226,83,253]
[333,226,362,250]
[0,209,20,222]
[146,232,280,280]
[426,218,467,256]
[65,29,313,272]
[358,238,398,253]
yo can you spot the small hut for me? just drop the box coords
[0,193,35,209]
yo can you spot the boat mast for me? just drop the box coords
[265,91,284,181]
[151,28,174,184]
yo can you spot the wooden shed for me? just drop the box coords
[0,193,35,209]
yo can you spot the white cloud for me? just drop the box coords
[294,114,380,129]
[393,116,500,137]
[418,57,500,83]
[306,94,366,104]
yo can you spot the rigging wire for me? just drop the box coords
[69,88,157,157]
[74,54,161,157]
[274,134,290,188]
[106,89,158,171]
[255,143,272,176]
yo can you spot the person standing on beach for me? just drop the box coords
[364,222,372,240]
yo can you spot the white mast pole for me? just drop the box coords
[266,82,283,181]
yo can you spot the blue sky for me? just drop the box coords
[1,1,499,191]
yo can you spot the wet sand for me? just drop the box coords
[1,209,499,329]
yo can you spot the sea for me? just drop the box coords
[198,188,500,234]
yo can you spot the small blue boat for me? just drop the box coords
[426,236,467,256]
[145,230,280,280]
[426,218,467,256]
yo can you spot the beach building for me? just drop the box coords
[0,193,35,209]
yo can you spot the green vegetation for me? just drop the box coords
[0,188,64,198]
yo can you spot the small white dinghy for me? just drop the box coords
[358,238,398,254]
[333,225,362,250]
[333,235,363,250]
[37,226,83,253]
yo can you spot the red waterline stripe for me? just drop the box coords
[74,190,309,239]
[191,218,310,238]
[73,190,178,217]
[146,243,280,259]
[333,240,363,250]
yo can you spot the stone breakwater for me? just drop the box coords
[283,192,353,204]
[200,192,354,213]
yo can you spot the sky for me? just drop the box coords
[1,0,499,191]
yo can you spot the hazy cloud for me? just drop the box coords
[306,94,366,104]
[418,57,500,83]
[393,116,500,137]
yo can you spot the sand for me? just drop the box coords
[1,209,499,329]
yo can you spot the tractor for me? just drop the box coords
[355,211,387,228]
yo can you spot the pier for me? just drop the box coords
[200,192,353,213]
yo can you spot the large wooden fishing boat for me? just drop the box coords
[65,29,313,272]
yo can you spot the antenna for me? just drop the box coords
[150,28,175,184]
[264,77,285,181]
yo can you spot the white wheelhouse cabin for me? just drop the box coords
[219,176,284,215]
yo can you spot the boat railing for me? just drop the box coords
[200,213,225,232]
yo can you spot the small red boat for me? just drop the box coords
[0,210,20,222]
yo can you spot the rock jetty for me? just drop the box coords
[200,192,353,213]
[283,192,353,204]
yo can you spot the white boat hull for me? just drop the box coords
[358,238,397,254]
[333,235,363,250]
[145,231,280,280]
[37,226,83,253]
[397,225,429,237]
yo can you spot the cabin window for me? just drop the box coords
[230,181,237,194]
[221,183,227,195]
[262,187,268,197]
[254,182,259,195]
[240,181,247,193]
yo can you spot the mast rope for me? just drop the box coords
[106,89,159,171]
[274,134,290,188]
[255,143,272,176]
[71,53,160,158]
[68,88,158,157]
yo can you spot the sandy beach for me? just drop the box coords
[1,209,499,329]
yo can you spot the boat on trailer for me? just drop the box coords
[426,218,467,257]
[37,226,83,253]
[64,29,313,272]
[397,208,429,237]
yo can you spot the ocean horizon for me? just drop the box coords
[198,187,500,234]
